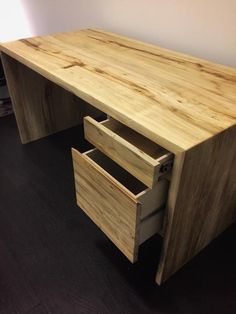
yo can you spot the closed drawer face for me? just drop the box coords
[72,148,169,263]
[84,116,173,188]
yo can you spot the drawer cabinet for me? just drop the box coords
[72,147,169,262]
[84,116,173,188]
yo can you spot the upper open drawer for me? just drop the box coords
[84,116,173,188]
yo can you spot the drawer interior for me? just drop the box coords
[85,148,147,195]
[139,210,164,244]
[84,149,169,220]
[84,116,174,188]
[101,118,169,160]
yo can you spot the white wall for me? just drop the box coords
[1,0,236,67]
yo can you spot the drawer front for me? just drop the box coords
[72,148,141,262]
[84,116,173,188]
[72,148,167,263]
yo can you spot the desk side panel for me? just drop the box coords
[1,53,100,143]
[156,125,236,284]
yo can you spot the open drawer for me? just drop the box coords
[84,116,173,188]
[72,147,169,262]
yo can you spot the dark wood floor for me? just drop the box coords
[0,114,235,314]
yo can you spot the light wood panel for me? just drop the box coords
[156,125,236,284]
[1,53,101,143]
[72,147,141,262]
[84,116,173,188]
[72,148,167,262]
[1,29,235,152]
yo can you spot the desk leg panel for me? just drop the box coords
[1,53,94,143]
[156,125,236,284]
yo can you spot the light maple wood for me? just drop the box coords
[1,29,235,152]
[72,147,167,262]
[1,53,101,143]
[1,29,235,285]
[84,116,173,187]
[156,125,236,284]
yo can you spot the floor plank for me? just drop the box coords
[0,237,39,314]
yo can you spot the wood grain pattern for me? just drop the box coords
[1,29,235,285]
[84,116,172,188]
[72,148,167,262]
[156,125,236,284]
[72,147,141,263]
[1,29,235,152]
[1,53,101,143]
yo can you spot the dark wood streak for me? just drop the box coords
[20,39,40,49]
[20,39,162,107]
[63,61,86,69]
[86,31,236,118]
[20,39,61,55]
[86,35,188,66]
[87,30,236,83]
[20,39,86,69]
[93,67,158,101]
[19,39,233,131]
[91,68,226,133]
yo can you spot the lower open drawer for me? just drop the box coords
[72,147,169,262]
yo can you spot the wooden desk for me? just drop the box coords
[1,29,236,284]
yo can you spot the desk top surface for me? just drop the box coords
[1,29,235,152]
